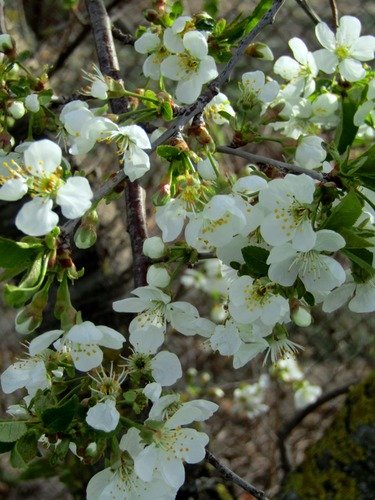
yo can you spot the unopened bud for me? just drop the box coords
[25,94,40,113]
[245,42,274,61]
[74,210,98,249]
[291,301,312,327]
[8,101,25,119]
[152,182,171,206]
[143,236,166,259]
[146,264,170,288]
[188,123,213,145]
[0,34,13,52]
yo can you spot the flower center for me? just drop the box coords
[335,45,350,60]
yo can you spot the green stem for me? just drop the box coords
[122,90,159,105]
[120,415,143,430]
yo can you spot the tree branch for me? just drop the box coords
[84,0,148,288]
[217,145,324,181]
[329,0,339,29]
[277,382,353,474]
[206,450,269,500]
[293,0,322,25]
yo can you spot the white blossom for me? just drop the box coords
[314,15,375,82]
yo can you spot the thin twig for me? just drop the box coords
[277,382,353,474]
[294,0,322,25]
[112,26,134,45]
[217,145,324,181]
[329,0,339,29]
[206,450,269,500]
[84,0,148,288]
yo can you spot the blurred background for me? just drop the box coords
[0,0,374,498]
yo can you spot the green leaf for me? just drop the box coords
[240,245,270,279]
[156,145,182,161]
[160,101,173,121]
[0,237,42,269]
[336,85,365,155]
[340,227,374,249]
[343,248,375,276]
[322,191,362,232]
[170,0,183,18]
[10,430,39,469]
[41,395,79,432]
[244,0,273,35]
[0,421,27,442]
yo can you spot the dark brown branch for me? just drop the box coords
[277,382,353,474]
[294,0,322,25]
[217,145,324,181]
[84,0,148,288]
[329,0,339,29]
[206,450,269,500]
[112,26,134,45]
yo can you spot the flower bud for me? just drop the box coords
[0,34,14,52]
[197,157,217,180]
[143,236,166,259]
[146,264,170,288]
[74,210,99,250]
[294,382,322,409]
[245,42,274,61]
[291,303,312,327]
[25,94,40,113]
[8,101,25,119]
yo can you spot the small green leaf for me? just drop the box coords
[156,145,182,161]
[204,0,219,17]
[322,191,362,232]
[10,430,39,469]
[41,395,79,432]
[0,237,42,269]
[240,245,270,279]
[244,0,273,35]
[170,0,183,18]
[0,421,27,442]
[160,101,173,121]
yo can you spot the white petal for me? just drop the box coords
[24,139,62,176]
[289,37,309,65]
[134,31,160,54]
[160,55,186,81]
[161,456,185,489]
[56,177,93,219]
[336,16,361,47]
[71,343,103,371]
[259,80,279,103]
[122,125,151,149]
[274,56,300,80]
[0,177,28,201]
[129,325,165,354]
[314,230,345,252]
[134,445,158,482]
[339,58,365,82]
[123,146,150,181]
[86,400,119,432]
[15,197,58,236]
[119,427,144,458]
[322,283,355,312]
[292,220,316,252]
[349,282,375,313]
[29,330,63,356]
[351,36,375,61]
[183,31,208,58]
[176,78,203,104]
[315,22,336,50]
[67,321,102,344]
[151,351,182,386]
[313,49,338,74]
[96,325,124,350]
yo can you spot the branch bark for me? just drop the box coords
[216,145,325,181]
[84,0,148,288]
[206,450,269,499]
